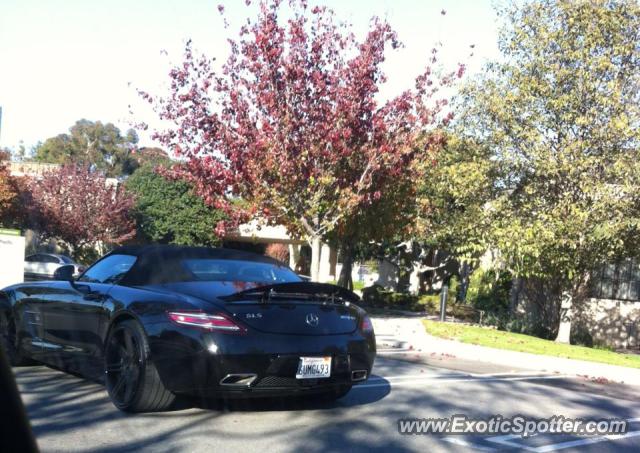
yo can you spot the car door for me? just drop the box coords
[41,254,137,370]
[23,255,42,281]
[42,254,64,279]
[26,254,59,280]
[11,284,51,360]
[30,254,49,280]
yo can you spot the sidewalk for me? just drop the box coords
[371,316,640,386]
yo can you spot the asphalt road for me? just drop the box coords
[12,354,640,453]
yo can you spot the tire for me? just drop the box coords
[104,320,175,412]
[0,316,36,367]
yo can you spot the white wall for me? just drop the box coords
[376,260,399,289]
[226,219,305,245]
[577,298,640,349]
[0,233,25,289]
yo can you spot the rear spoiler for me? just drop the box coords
[220,282,361,304]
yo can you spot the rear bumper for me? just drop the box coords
[189,352,372,398]
[146,323,376,397]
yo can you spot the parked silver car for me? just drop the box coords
[23,253,85,281]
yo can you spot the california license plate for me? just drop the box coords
[296,356,332,379]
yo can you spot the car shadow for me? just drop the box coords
[185,376,391,412]
[14,364,390,416]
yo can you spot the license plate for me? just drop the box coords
[296,356,332,379]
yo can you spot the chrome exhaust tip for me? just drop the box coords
[219,373,258,387]
[351,370,368,381]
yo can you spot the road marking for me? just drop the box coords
[486,434,539,451]
[468,370,558,377]
[436,375,571,383]
[370,371,559,381]
[533,431,640,452]
[483,419,640,452]
[486,431,640,452]
[442,437,497,451]
[354,374,572,389]
[377,349,421,354]
[369,373,469,381]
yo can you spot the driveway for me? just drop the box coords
[13,354,640,452]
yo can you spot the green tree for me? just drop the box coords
[35,119,140,177]
[462,0,640,342]
[414,134,497,298]
[330,151,422,289]
[335,133,493,292]
[417,136,493,256]
[125,165,226,246]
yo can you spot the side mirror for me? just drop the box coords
[53,265,75,282]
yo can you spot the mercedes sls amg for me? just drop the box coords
[0,246,376,412]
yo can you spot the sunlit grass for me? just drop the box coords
[423,320,640,369]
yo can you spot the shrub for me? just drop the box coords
[361,285,421,310]
[361,284,385,306]
[265,243,289,264]
[481,311,554,339]
[466,268,512,314]
[359,283,479,319]
[126,165,225,247]
[419,294,440,313]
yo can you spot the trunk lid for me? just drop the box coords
[224,301,359,335]
[150,281,362,335]
[221,282,362,335]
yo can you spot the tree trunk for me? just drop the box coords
[509,277,523,314]
[288,244,300,270]
[310,235,322,282]
[337,243,354,290]
[555,290,573,343]
[396,248,412,293]
[459,261,470,302]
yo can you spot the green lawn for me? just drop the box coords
[352,281,366,291]
[423,320,640,369]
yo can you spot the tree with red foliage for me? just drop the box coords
[0,149,20,227]
[0,152,20,227]
[28,166,136,258]
[142,0,463,281]
[265,243,290,265]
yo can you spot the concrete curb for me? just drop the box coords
[371,316,640,386]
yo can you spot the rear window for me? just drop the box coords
[181,259,301,283]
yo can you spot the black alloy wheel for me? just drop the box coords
[104,320,175,412]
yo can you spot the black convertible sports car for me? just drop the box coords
[0,246,376,412]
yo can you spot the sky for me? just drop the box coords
[0,0,502,151]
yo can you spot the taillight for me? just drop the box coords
[360,315,374,334]
[167,311,246,334]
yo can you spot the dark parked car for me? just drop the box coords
[0,246,376,412]
[23,253,85,281]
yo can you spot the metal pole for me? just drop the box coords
[439,284,448,322]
